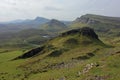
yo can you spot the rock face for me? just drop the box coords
[74,14,100,24]
[61,27,99,39]
[80,27,98,39]
[75,16,89,23]
[14,46,45,59]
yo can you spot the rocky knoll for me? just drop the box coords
[61,27,99,39]
[14,46,45,59]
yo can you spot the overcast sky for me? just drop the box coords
[0,0,120,21]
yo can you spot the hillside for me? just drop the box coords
[15,27,104,59]
[0,27,120,80]
[9,27,118,80]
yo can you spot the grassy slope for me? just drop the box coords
[0,49,26,80]
[0,46,120,80]
[0,29,120,80]
[11,32,116,80]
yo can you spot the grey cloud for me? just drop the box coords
[0,0,120,21]
[44,6,62,11]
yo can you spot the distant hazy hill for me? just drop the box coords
[0,17,71,33]
[40,19,68,32]
[0,17,50,33]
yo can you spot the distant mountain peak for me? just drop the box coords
[51,19,58,21]
[39,19,67,31]
[47,19,67,27]
[49,19,64,25]
[34,17,49,21]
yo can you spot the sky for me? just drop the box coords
[0,0,120,21]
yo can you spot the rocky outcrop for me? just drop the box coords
[61,27,99,39]
[14,46,45,59]
[61,28,81,36]
[80,27,98,39]
[77,63,99,77]
[74,15,100,24]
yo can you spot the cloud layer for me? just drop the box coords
[0,0,120,21]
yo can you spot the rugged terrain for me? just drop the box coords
[0,14,120,80]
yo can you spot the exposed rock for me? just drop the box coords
[74,15,100,24]
[77,63,99,76]
[80,27,98,39]
[59,77,66,80]
[77,71,82,77]
[116,51,120,53]
[14,46,45,59]
[75,16,89,23]
[61,28,81,36]
[61,27,99,39]
[111,51,120,55]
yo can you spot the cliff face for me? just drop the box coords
[74,15,100,24]
[61,27,98,39]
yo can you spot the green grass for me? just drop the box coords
[0,49,27,80]
[0,41,120,80]
[0,27,120,80]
